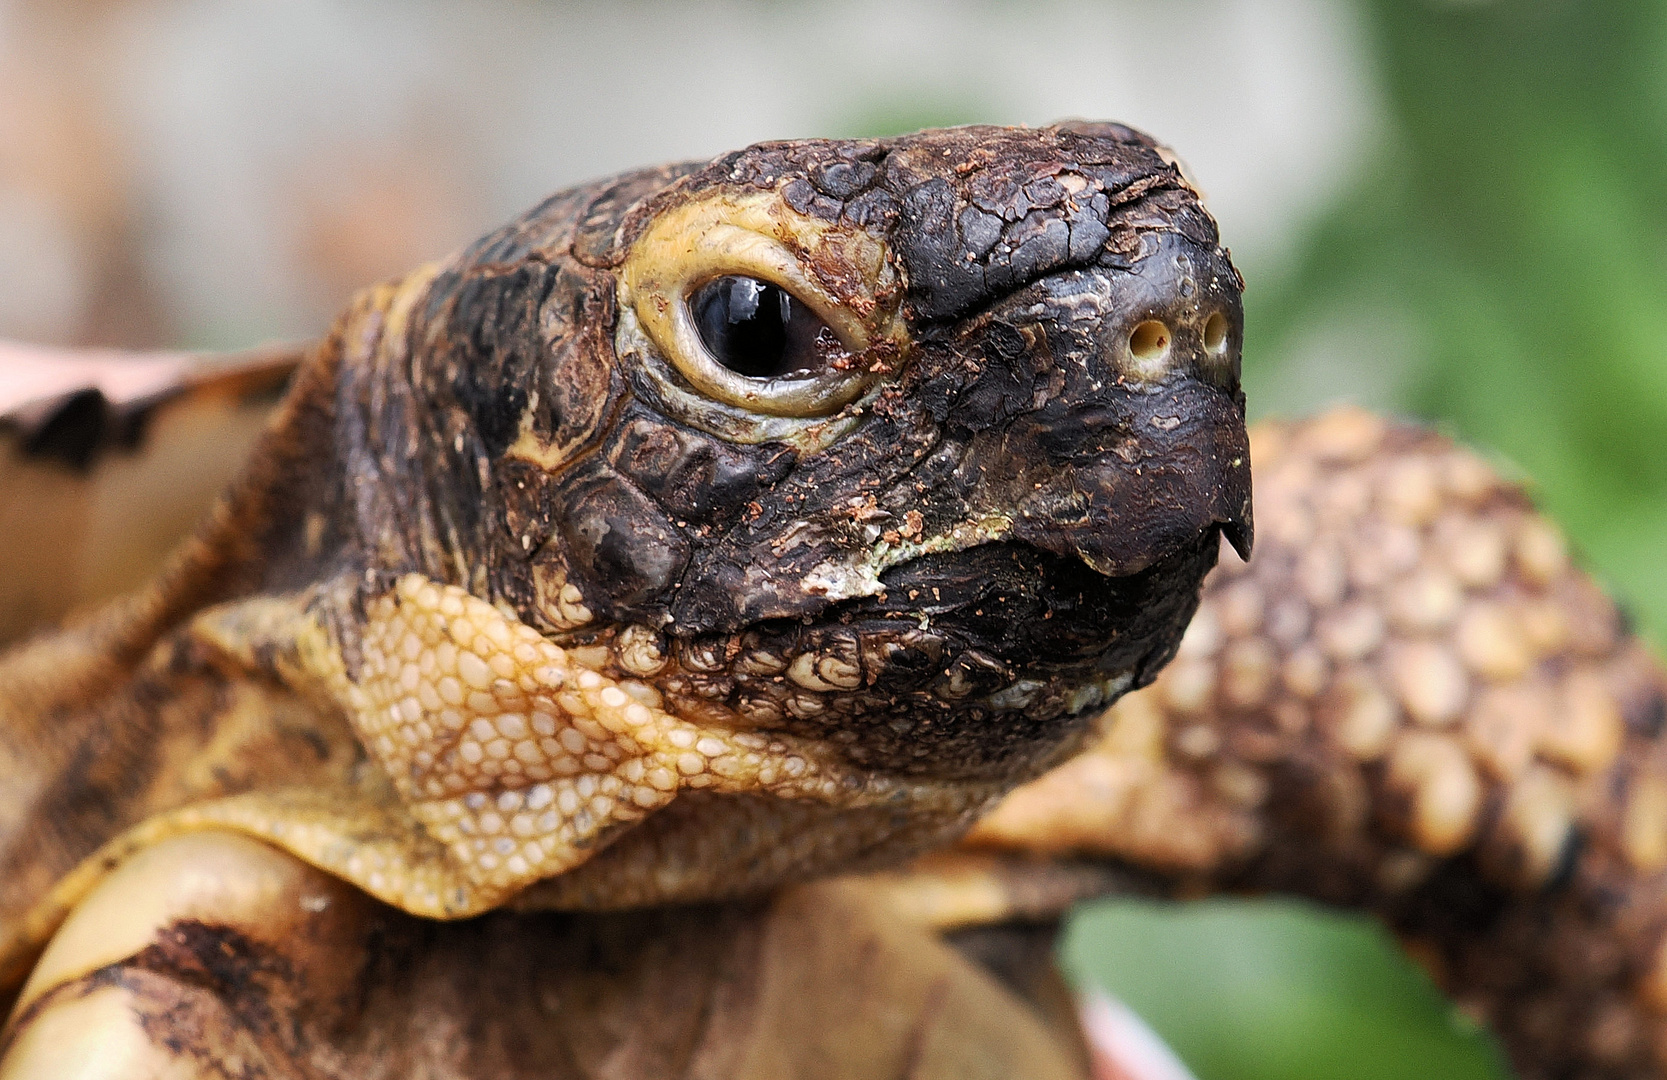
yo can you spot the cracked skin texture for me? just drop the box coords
[0,125,1659,1078]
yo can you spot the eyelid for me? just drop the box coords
[666,226,869,351]
[620,192,903,418]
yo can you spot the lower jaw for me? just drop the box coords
[655,531,1217,777]
[508,530,1221,908]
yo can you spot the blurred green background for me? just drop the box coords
[2,1,1663,1077]
[1061,898,1507,1080]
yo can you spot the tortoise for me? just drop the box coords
[0,122,1663,1080]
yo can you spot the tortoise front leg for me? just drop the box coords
[0,831,375,1079]
[970,408,1667,1079]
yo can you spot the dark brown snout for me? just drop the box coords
[1004,378,1253,577]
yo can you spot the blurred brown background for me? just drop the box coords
[0,0,1374,351]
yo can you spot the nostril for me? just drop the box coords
[1203,312,1230,355]
[1129,320,1171,361]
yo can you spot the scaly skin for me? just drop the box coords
[2,124,1660,1079]
[0,122,1250,1070]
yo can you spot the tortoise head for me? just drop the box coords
[316,122,1250,904]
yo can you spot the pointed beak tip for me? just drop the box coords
[1223,517,1253,563]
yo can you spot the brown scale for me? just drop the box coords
[973,405,1667,1080]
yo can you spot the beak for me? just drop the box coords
[991,377,1253,577]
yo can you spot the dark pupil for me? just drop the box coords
[691,276,821,380]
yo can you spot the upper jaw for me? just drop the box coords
[660,250,1251,638]
[1001,374,1253,576]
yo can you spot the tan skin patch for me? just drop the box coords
[7,575,993,936]
[316,575,842,910]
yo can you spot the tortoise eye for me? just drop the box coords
[618,191,904,424]
[690,276,845,381]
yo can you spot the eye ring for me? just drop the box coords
[620,193,902,419]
